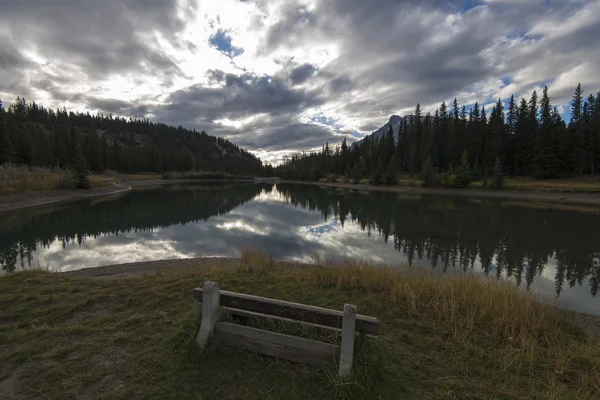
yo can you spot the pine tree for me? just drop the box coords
[70,138,91,189]
[385,153,399,185]
[421,155,434,187]
[411,104,423,172]
[370,157,385,185]
[487,98,505,169]
[0,108,15,164]
[492,157,505,189]
[532,86,559,179]
[456,150,472,187]
[351,156,366,184]
[505,95,517,175]
[340,137,349,174]
[568,84,585,174]
[571,83,583,124]
[514,98,528,175]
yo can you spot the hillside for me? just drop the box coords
[0,98,262,174]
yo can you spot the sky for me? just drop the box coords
[1,0,599,165]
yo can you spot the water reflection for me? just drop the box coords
[1,182,599,314]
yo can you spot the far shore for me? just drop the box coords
[3,175,600,214]
[281,179,600,208]
[0,178,255,214]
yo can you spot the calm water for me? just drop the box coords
[1,183,599,315]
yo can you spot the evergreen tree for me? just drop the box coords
[505,95,517,175]
[456,150,472,187]
[568,84,585,174]
[421,155,434,187]
[70,137,91,189]
[571,83,583,124]
[492,157,505,189]
[385,154,399,185]
[532,86,559,178]
[514,98,528,175]
[522,90,539,175]
[370,158,385,185]
[340,137,349,174]
[410,104,423,173]
[0,108,15,164]
[351,156,366,184]
[487,98,505,169]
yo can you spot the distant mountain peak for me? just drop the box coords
[352,115,404,147]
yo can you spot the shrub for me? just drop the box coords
[445,173,458,188]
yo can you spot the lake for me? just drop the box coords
[1,182,599,315]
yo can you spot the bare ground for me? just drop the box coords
[0,178,255,214]
[0,183,131,214]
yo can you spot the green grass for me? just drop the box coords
[1,250,598,399]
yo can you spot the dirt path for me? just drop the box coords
[0,178,258,214]
[0,183,131,214]
[284,180,600,208]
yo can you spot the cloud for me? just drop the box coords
[0,0,599,164]
[289,63,317,85]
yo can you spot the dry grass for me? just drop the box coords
[0,164,160,195]
[501,177,600,192]
[1,250,598,399]
[102,170,161,182]
[0,164,65,195]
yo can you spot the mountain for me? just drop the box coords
[352,115,403,147]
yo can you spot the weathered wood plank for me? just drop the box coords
[193,288,380,336]
[195,281,220,348]
[223,307,342,333]
[214,322,339,365]
[339,304,357,378]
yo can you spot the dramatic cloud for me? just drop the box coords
[1,0,598,164]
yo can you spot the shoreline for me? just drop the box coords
[281,179,600,208]
[0,178,256,214]
[64,257,600,336]
[0,183,132,214]
[3,176,600,213]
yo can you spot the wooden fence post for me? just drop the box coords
[339,303,357,378]
[196,281,220,348]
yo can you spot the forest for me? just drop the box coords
[274,84,600,187]
[0,98,263,176]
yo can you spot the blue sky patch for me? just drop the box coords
[209,29,244,58]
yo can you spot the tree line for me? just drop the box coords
[274,84,600,185]
[0,98,263,177]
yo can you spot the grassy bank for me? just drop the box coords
[0,165,159,195]
[320,175,600,193]
[1,252,598,399]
